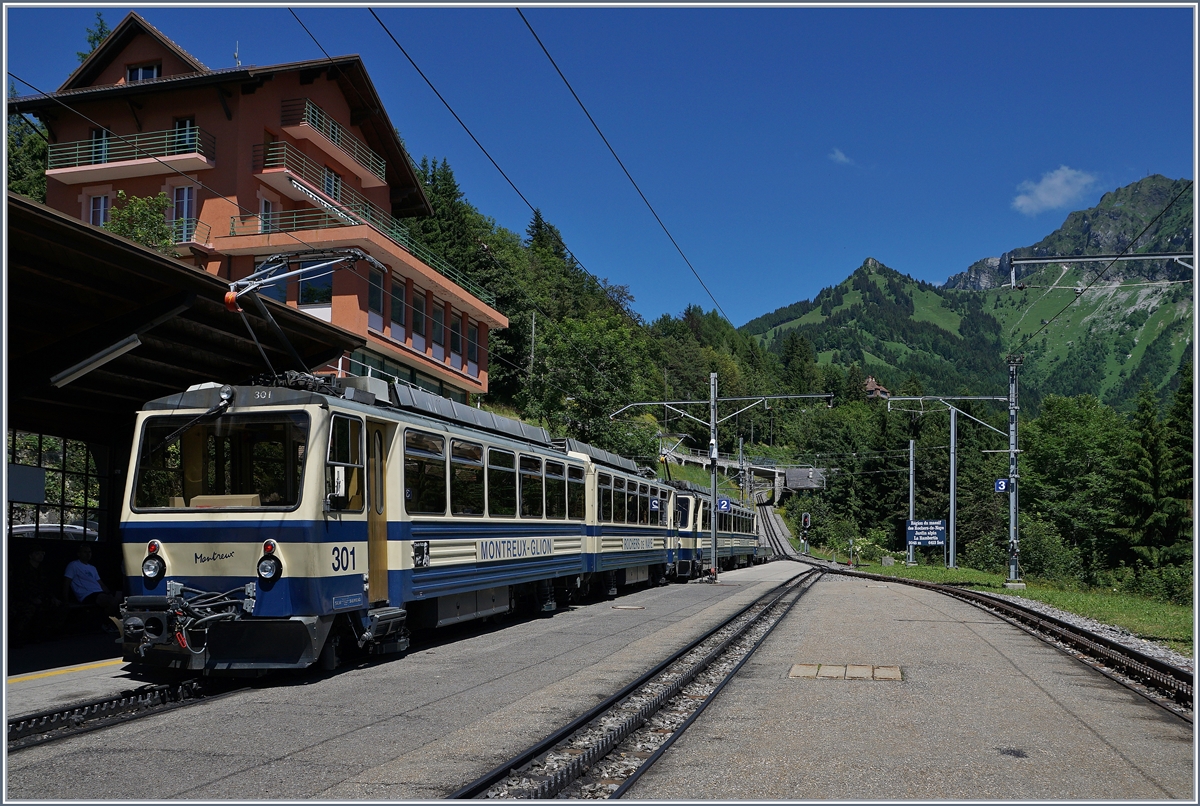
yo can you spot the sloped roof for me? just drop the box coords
[61,11,209,91]
[10,13,431,219]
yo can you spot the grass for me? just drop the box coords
[806,553,1194,656]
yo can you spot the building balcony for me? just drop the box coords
[243,141,497,310]
[281,98,387,188]
[46,127,215,184]
[172,218,211,246]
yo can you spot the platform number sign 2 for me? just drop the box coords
[717,498,732,512]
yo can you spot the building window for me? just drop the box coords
[298,260,332,305]
[254,257,288,303]
[172,186,195,242]
[450,316,462,355]
[8,429,109,542]
[259,198,275,234]
[322,167,342,201]
[127,63,162,82]
[467,324,479,363]
[368,270,384,331]
[412,291,426,340]
[90,129,109,164]
[173,117,196,154]
[89,194,110,226]
[390,280,405,329]
[432,304,445,347]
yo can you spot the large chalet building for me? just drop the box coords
[10,11,506,403]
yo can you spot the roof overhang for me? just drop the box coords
[6,192,365,440]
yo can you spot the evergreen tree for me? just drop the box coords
[1160,360,1193,563]
[77,12,110,63]
[1117,385,1172,567]
[7,82,47,202]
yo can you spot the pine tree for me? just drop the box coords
[1160,360,1193,563]
[1118,385,1171,566]
[77,12,110,63]
[7,81,47,202]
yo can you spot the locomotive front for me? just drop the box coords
[118,383,355,673]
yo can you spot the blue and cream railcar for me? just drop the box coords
[669,482,758,578]
[118,379,617,674]
[562,440,675,594]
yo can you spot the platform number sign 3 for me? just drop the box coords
[995,479,1010,493]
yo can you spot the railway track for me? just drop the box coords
[820,564,1193,721]
[6,677,246,752]
[451,567,823,799]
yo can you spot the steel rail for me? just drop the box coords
[6,678,246,751]
[611,568,822,798]
[448,568,819,799]
[825,566,1192,713]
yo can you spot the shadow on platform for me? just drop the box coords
[7,630,123,677]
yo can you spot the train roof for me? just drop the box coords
[142,375,640,474]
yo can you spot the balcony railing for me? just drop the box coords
[248,141,495,307]
[281,98,387,183]
[48,127,215,170]
[172,218,211,245]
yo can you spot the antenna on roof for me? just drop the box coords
[234,42,241,67]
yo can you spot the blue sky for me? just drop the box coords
[6,5,1195,327]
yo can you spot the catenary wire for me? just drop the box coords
[287,9,634,403]
[515,7,733,325]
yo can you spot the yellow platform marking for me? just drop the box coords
[7,658,124,684]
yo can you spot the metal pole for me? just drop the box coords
[949,407,957,568]
[1007,357,1023,586]
[907,439,915,565]
[709,372,719,581]
[738,437,745,505]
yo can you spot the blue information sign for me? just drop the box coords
[995,478,1010,493]
[649,499,660,512]
[906,519,947,546]
[717,498,732,512]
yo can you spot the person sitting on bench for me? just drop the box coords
[63,545,122,628]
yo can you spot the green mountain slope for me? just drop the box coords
[742,176,1193,411]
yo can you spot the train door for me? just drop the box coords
[367,421,389,605]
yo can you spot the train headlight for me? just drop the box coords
[254,546,279,580]
[142,554,166,582]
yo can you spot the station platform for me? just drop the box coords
[6,630,139,718]
[627,571,1194,800]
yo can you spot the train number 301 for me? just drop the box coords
[331,545,357,572]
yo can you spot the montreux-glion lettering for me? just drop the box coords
[477,537,554,561]
[194,550,235,564]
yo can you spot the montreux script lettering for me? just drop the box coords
[195,550,235,564]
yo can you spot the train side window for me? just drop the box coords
[404,430,445,515]
[675,496,689,531]
[488,449,516,517]
[545,461,566,520]
[638,484,650,525]
[327,414,364,511]
[520,455,543,518]
[599,473,613,523]
[659,491,669,526]
[613,478,626,523]
[450,440,484,516]
[567,465,585,520]
[700,501,710,532]
[625,480,638,525]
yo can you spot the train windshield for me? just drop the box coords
[132,413,309,510]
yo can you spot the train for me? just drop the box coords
[116,373,760,674]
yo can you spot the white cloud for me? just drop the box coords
[1012,165,1098,215]
[829,148,853,165]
